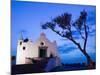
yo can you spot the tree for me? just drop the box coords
[41,10,94,68]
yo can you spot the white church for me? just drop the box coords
[16,32,61,67]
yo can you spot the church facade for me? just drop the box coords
[16,33,61,66]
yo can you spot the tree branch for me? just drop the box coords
[73,26,85,40]
[83,23,88,51]
[48,24,83,51]
[70,37,83,50]
[78,30,85,40]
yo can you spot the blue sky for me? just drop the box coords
[11,1,96,63]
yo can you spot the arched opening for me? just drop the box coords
[23,46,26,50]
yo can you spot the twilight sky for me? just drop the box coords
[11,1,96,63]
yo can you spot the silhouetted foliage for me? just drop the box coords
[23,38,29,42]
[52,13,72,29]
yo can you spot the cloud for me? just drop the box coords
[58,44,77,54]
[88,24,96,36]
[59,49,87,64]
[87,10,96,25]
[59,46,96,64]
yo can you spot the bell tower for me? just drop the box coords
[16,32,26,64]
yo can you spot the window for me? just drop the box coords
[23,46,26,50]
[40,42,44,46]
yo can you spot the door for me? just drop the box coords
[39,46,47,58]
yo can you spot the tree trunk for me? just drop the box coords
[70,38,94,68]
[82,50,94,68]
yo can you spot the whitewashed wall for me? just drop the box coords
[16,33,58,64]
